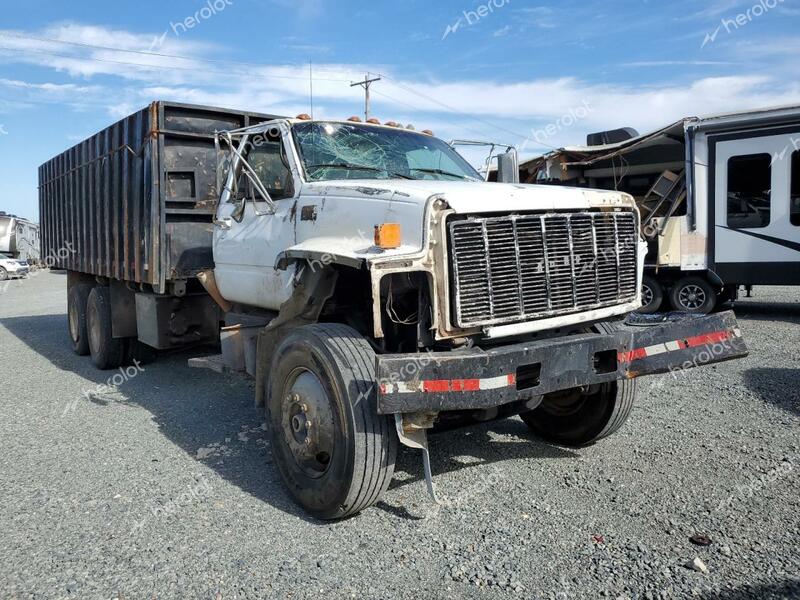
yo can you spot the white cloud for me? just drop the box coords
[0,77,94,93]
[516,6,558,29]
[1,23,799,158]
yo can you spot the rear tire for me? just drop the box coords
[0,267,7,281]
[267,323,397,520]
[87,287,126,370]
[669,276,717,314]
[68,283,93,356]
[520,322,636,447]
[638,274,664,314]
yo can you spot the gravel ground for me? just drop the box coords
[0,271,798,599]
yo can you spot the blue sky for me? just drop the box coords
[1,0,799,220]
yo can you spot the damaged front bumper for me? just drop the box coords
[376,311,747,415]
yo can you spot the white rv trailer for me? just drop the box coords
[520,105,800,313]
[0,213,40,264]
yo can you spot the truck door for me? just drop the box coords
[712,131,800,284]
[213,127,298,310]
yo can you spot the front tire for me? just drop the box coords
[87,287,126,370]
[267,323,397,520]
[0,267,7,281]
[520,322,636,447]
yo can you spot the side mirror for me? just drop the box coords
[496,150,519,184]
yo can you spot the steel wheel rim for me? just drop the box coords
[281,368,336,478]
[678,284,706,310]
[642,284,654,307]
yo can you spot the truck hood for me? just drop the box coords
[301,179,634,213]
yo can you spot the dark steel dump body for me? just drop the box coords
[39,101,280,293]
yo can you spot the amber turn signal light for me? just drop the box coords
[374,223,401,249]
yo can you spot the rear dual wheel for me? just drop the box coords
[68,283,93,355]
[87,287,126,370]
[76,285,157,370]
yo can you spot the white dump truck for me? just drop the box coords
[40,101,747,519]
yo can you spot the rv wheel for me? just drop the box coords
[267,323,397,520]
[669,276,716,314]
[638,275,663,314]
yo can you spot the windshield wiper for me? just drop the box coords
[409,167,475,181]
[305,163,414,180]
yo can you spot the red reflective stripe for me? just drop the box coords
[619,330,732,363]
[423,380,452,393]
[684,330,731,348]
[419,376,513,393]
[618,347,647,362]
[451,379,481,392]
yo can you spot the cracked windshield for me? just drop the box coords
[292,121,481,182]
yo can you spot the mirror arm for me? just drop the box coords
[222,131,277,215]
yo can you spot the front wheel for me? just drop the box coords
[0,267,7,281]
[520,322,636,447]
[521,381,636,447]
[267,323,397,520]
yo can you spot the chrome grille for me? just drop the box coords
[448,211,639,328]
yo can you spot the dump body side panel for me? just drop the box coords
[39,101,281,292]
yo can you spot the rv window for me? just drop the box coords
[727,154,771,229]
[792,151,800,226]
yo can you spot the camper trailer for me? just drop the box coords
[0,213,40,264]
[521,105,800,313]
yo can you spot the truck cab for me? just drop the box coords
[213,116,645,346]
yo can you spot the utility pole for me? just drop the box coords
[350,73,381,121]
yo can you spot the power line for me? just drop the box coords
[0,31,561,152]
[379,73,561,151]
[0,44,349,83]
[0,32,351,82]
